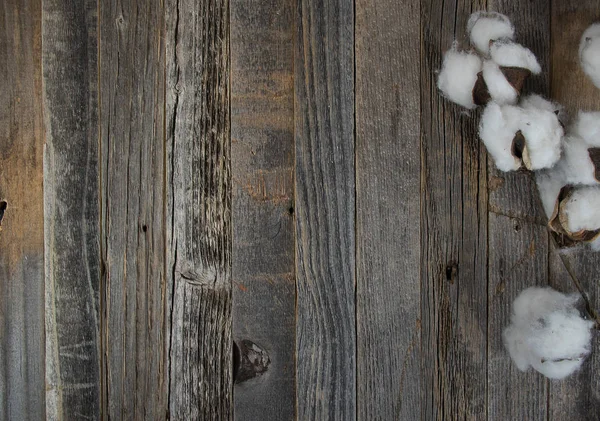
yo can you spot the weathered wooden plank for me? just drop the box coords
[355,0,420,419]
[42,0,101,419]
[548,3,600,419]
[487,214,548,420]
[165,0,232,418]
[98,0,168,418]
[230,0,296,419]
[485,2,552,420]
[420,2,488,419]
[294,0,355,417]
[0,0,45,419]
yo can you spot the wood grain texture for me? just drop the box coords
[487,214,548,420]
[230,0,296,418]
[0,0,45,419]
[165,0,232,418]
[295,0,355,417]
[99,0,168,418]
[355,0,420,419]
[420,2,488,419]
[549,3,600,419]
[42,0,101,419]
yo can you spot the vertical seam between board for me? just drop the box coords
[352,0,357,417]
[227,0,234,416]
[293,0,299,419]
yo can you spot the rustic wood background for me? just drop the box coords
[1,0,600,419]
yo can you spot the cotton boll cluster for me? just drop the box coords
[437,12,540,109]
[479,95,563,171]
[504,287,595,379]
[580,24,600,89]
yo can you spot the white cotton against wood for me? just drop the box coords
[580,23,600,89]
[557,135,597,185]
[561,186,600,233]
[535,170,565,219]
[490,41,542,75]
[503,287,595,379]
[467,11,514,55]
[516,102,564,170]
[571,111,600,147]
[482,60,518,105]
[590,236,600,251]
[479,102,522,171]
[437,47,482,109]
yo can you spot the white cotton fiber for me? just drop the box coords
[580,23,600,89]
[561,186,600,233]
[437,47,482,109]
[590,235,600,251]
[482,60,518,105]
[516,103,564,170]
[490,41,542,75]
[570,111,600,147]
[520,94,562,115]
[503,287,595,379]
[557,135,597,185]
[467,11,515,55]
[535,170,565,219]
[479,102,522,171]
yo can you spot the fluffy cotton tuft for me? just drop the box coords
[467,11,515,55]
[503,287,595,379]
[580,23,600,89]
[516,103,564,170]
[570,111,600,147]
[482,60,519,105]
[535,170,565,219]
[479,102,522,171]
[561,186,600,233]
[437,47,482,109]
[490,41,542,75]
[557,135,597,185]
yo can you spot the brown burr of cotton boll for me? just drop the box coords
[504,287,595,379]
[478,96,564,172]
[580,23,600,89]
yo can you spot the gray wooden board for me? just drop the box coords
[99,0,168,418]
[230,0,296,418]
[548,3,600,419]
[0,0,45,418]
[355,0,421,419]
[165,0,233,418]
[294,0,356,417]
[42,0,101,418]
[487,213,548,420]
[420,1,489,418]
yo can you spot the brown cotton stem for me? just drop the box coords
[500,66,531,93]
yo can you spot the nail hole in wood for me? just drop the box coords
[0,201,7,226]
[288,206,294,215]
[514,222,521,232]
[142,224,148,232]
[445,261,458,284]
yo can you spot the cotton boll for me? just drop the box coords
[490,41,542,75]
[560,186,600,233]
[535,170,565,219]
[516,106,564,170]
[482,60,518,105]
[437,47,482,109]
[521,94,568,127]
[570,111,600,147]
[503,287,595,379]
[558,135,598,185]
[580,23,600,89]
[467,11,514,55]
[479,102,522,171]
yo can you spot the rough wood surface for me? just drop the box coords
[99,0,168,418]
[548,3,600,419]
[165,0,232,418]
[355,0,420,419]
[42,0,101,419]
[420,2,488,419]
[295,0,355,417]
[230,0,296,418]
[487,214,548,420]
[0,1,45,419]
